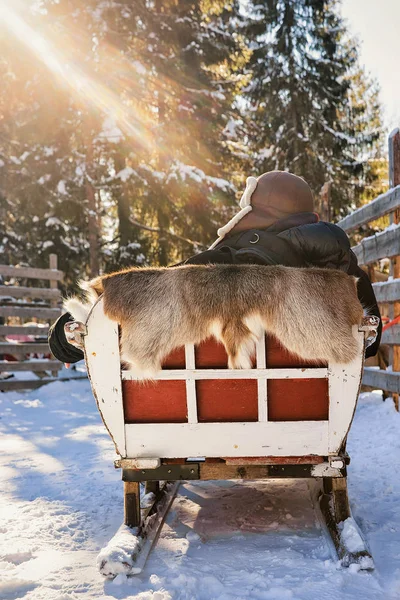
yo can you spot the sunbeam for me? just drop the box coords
[0,1,154,151]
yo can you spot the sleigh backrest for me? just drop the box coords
[84,297,365,460]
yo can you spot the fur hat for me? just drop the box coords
[209,171,314,248]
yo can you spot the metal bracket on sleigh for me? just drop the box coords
[75,304,378,578]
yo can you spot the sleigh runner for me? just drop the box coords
[80,297,378,576]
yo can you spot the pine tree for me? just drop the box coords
[119,0,247,265]
[0,18,91,287]
[340,66,385,209]
[242,0,384,218]
[0,0,247,281]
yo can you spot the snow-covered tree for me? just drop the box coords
[0,0,385,284]
[242,0,384,218]
[113,0,246,265]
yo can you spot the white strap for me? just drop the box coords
[208,176,258,249]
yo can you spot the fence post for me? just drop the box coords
[388,129,400,410]
[318,182,331,222]
[49,254,58,304]
[49,254,59,377]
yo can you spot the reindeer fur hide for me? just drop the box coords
[65,264,363,378]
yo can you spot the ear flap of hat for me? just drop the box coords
[209,177,258,249]
[239,176,258,208]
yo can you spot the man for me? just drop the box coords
[49,171,381,363]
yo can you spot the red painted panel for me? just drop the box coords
[267,378,329,421]
[123,336,329,425]
[195,339,257,369]
[265,334,327,368]
[197,379,258,422]
[161,347,186,369]
[123,380,187,423]
[195,339,229,368]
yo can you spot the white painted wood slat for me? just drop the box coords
[84,299,126,457]
[328,328,364,454]
[125,421,329,458]
[256,336,268,422]
[121,367,328,381]
[184,344,198,424]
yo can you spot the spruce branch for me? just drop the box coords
[129,217,205,248]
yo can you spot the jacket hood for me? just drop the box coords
[210,171,315,249]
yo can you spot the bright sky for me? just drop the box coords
[340,0,400,135]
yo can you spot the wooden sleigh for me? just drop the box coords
[81,298,378,577]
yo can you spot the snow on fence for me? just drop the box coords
[337,128,400,406]
[0,254,65,391]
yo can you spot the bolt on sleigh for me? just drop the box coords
[79,281,378,577]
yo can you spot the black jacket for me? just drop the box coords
[49,213,381,362]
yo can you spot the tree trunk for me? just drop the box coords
[85,123,100,277]
[115,154,132,250]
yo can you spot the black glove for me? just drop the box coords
[48,312,85,364]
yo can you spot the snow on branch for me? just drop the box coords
[129,217,204,248]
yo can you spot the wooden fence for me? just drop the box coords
[0,254,66,391]
[338,128,400,406]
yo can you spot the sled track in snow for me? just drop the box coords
[97,478,374,579]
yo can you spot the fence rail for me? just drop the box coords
[362,368,400,395]
[0,264,64,281]
[0,254,63,390]
[351,226,400,265]
[337,127,400,407]
[372,280,400,303]
[338,185,400,233]
[0,286,61,300]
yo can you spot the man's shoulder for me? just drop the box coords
[279,220,351,269]
[281,220,350,247]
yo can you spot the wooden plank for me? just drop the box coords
[122,367,329,381]
[389,128,400,410]
[0,286,61,300]
[0,325,49,336]
[0,360,60,372]
[372,280,400,303]
[199,463,270,479]
[381,325,400,346]
[48,255,60,377]
[224,455,325,465]
[197,463,342,479]
[0,374,87,392]
[389,128,400,188]
[337,185,400,232]
[0,306,60,319]
[0,378,58,391]
[0,342,50,354]
[362,367,400,394]
[328,330,364,454]
[351,226,400,266]
[49,254,59,307]
[184,345,198,424]
[256,336,268,422]
[0,264,63,281]
[124,481,141,528]
[85,298,126,457]
[125,421,329,458]
[0,301,51,309]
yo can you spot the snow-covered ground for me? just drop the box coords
[1,380,400,600]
